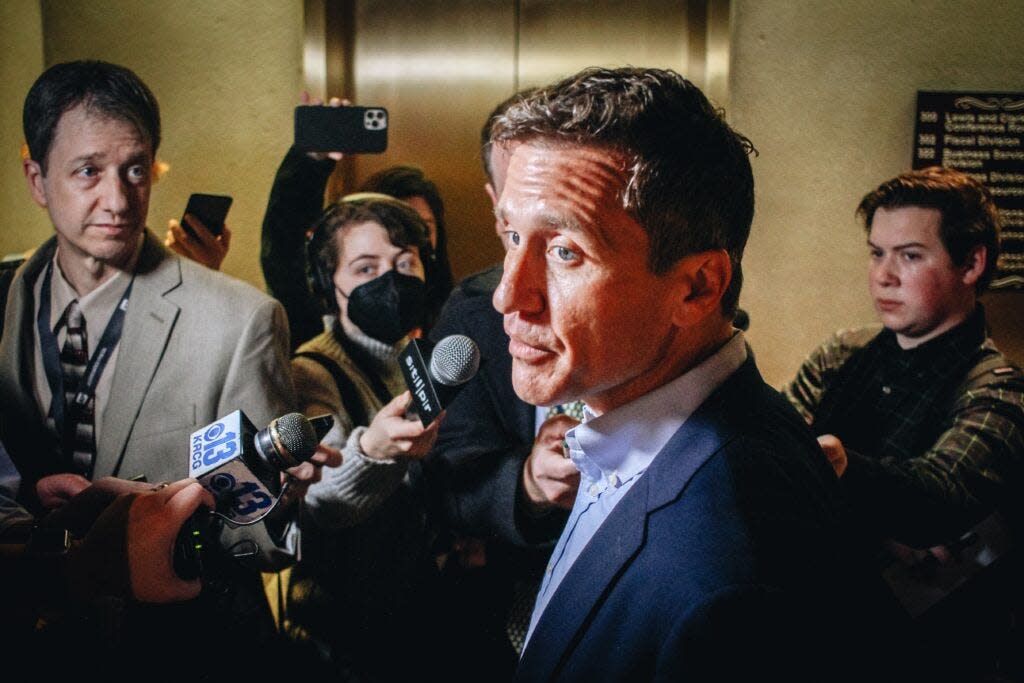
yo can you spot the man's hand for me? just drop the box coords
[36,473,91,510]
[38,475,150,537]
[54,478,214,604]
[126,479,215,602]
[165,214,231,270]
[522,413,581,513]
[817,434,848,478]
[299,91,347,162]
[359,391,444,461]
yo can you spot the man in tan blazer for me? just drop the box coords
[0,59,331,679]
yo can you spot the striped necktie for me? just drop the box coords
[505,399,587,655]
[58,299,96,476]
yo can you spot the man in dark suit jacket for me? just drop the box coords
[481,67,892,682]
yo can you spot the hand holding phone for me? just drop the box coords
[181,193,232,239]
[294,105,388,154]
[168,194,233,270]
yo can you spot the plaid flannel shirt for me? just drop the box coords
[783,309,1024,547]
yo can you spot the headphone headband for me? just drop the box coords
[340,191,395,204]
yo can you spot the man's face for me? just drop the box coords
[492,142,682,414]
[24,104,152,272]
[868,205,979,348]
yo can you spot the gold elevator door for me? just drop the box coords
[307,0,728,281]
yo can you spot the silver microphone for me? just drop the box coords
[430,334,481,386]
[254,411,328,470]
[400,334,481,425]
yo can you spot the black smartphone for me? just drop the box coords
[181,193,232,239]
[294,105,388,154]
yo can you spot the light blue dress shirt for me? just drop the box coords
[522,331,748,651]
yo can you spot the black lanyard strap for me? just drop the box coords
[36,260,134,436]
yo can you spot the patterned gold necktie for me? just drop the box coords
[546,400,585,422]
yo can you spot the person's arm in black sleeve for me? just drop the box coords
[422,369,564,547]
[420,283,568,547]
[260,146,336,350]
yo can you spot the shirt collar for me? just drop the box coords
[49,250,133,335]
[566,330,749,484]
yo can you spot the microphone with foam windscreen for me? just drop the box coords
[174,410,333,579]
[399,334,481,426]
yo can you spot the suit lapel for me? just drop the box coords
[518,364,754,680]
[94,234,181,477]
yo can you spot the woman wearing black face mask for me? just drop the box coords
[283,194,449,679]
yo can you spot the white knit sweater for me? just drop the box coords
[292,327,413,529]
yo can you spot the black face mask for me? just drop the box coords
[343,270,427,344]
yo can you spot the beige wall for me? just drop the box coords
[4,0,304,288]
[731,0,1024,386]
[0,0,47,259]
[3,1,1022,376]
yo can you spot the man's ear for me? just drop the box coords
[484,181,498,208]
[669,249,732,327]
[23,158,48,208]
[960,245,986,288]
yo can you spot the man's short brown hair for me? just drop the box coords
[490,67,755,316]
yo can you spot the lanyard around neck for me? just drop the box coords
[36,259,134,436]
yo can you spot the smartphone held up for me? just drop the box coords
[294,105,389,154]
[181,193,232,240]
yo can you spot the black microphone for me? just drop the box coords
[399,334,481,426]
[174,411,333,579]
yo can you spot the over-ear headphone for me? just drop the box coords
[305,192,416,312]
[306,214,338,310]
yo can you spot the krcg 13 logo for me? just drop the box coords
[191,420,272,519]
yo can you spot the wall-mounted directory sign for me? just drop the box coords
[914,91,1024,289]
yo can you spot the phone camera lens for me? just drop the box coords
[363,109,386,131]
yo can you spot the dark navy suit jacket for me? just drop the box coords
[517,357,895,682]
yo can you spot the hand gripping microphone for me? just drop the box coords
[174,410,333,579]
[399,334,481,426]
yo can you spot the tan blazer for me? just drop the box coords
[0,231,297,565]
